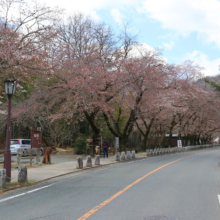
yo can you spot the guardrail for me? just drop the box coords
[0,150,4,163]
[17,149,35,167]
[146,144,220,156]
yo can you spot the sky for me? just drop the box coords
[40,0,220,77]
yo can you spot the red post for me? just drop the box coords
[4,95,12,182]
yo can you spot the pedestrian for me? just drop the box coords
[102,138,110,158]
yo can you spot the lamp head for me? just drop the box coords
[4,78,16,95]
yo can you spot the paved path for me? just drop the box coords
[10,153,146,182]
[0,147,220,220]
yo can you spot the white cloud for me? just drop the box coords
[163,41,175,50]
[186,51,220,76]
[142,0,220,47]
[39,0,139,20]
[128,43,156,57]
[127,44,167,62]
[111,8,123,25]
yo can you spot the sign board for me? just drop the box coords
[177,140,182,148]
[31,130,42,149]
[87,139,93,143]
[115,137,119,148]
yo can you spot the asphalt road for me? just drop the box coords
[1,147,220,220]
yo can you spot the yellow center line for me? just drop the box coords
[78,151,212,220]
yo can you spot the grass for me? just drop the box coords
[0,181,36,193]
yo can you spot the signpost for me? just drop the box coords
[31,128,42,163]
[86,139,93,143]
[177,140,182,148]
[86,139,93,155]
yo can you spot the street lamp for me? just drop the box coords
[4,78,16,182]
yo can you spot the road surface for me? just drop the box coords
[0,147,220,220]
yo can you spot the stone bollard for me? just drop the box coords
[95,155,100,165]
[153,149,157,155]
[126,151,131,159]
[86,156,92,167]
[156,148,160,155]
[76,157,83,169]
[121,151,125,160]
[116,152,120,161]
[149,149,153,155]
[159,148,162,154]
[131,150,135,159]
[146,149,150,156]
[18,166,27,182]
[0,169,6,188]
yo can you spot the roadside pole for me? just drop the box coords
[115,137,119,154]
[36,127,41,163]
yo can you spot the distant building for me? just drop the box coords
[164,134,187,147]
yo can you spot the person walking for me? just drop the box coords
[102,138,110,158]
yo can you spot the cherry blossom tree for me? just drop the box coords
[0,0,61,88]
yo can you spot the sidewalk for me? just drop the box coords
[10,153,147,183]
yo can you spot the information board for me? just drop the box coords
[177,140,182,148]
[31,130,42,148]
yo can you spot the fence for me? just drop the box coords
[0,150,4,163]
[17,149,35,167]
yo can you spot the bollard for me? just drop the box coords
[0,169,6,188]
[121,151,125,160]
[149,149,153,155]
[116,152,120,161]
[18,166,27,182]
[156,148,160,155]
[146,149,150,156]
[76,157,83,169]
[86,156,92,167]
[131,150,135,159]
[94,155,100,165]
[153,149,157,155]
[127,151,131,159]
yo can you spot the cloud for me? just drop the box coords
[141,0,220,47]
[127,44,167,63]
[163,41,175,50]
[39,0,139,20]
[128,43,156,57]
[186,51,220,76]
[111,8,123,25]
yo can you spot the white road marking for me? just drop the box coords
[0,185,53,203]
[217,195,220,204]
[26,185,53,193]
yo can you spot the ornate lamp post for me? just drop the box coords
[4,79,16,182]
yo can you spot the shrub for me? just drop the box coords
[73,134,88,154]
